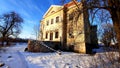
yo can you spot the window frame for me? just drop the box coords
[51,19,54,24]
[55,31,59,38]
[46,20,49,25]
[46,32,48,39]
[69,13,73,20]
[56,16,59,23]
[50,32,53,40]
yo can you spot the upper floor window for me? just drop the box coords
[55,31,59,38]
[69,13,73,20]
[51,11,55,13]
[68,27,74,38]
[51,19,54,24]
[56,16,59,23]
[46,20,49,25]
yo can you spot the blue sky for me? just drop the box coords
[0,0,70,39]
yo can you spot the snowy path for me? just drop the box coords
[0,43,28,68]
[17,51,29,68]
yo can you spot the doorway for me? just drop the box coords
[50,32,53,40]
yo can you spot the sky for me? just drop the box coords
[0,0,71,39]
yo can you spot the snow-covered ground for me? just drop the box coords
[0,43,28,68]
[0,43,119,68]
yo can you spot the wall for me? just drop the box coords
[64,2,87,53]
[40,6,63,42]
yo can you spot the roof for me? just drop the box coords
[64,1,78,7]
[43,5,63,18]
[43,1,80,18]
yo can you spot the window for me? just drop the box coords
[56,16,59,23]
[46,20,49,25]
[55,31,59,38]
[46,32,48,39]
[69,33,74,38]
[68,27,74,38]
[51,11,55,13]
[50,32,53,40]
[51,19,53,24]
[69,13,73,20]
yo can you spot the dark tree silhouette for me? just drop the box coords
[80,0,120,60]
[101,23,116,47]
[82,0,120,46]
[64,0,120,59]
[0,12,23,46]
[61,0,120,61]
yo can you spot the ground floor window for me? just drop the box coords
[55,31,59,38]
[50,32,53,40]
[46,32,48,39]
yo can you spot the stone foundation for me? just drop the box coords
[27,40,54,52]
[74,42,86,53]
[27,40,87,53]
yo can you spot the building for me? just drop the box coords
[39,1,98,53]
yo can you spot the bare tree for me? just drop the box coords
[62,0,120,60]
[81,0,120,60]
[100,23,116,47]
[33,24,40,40]
[0,12,23,46]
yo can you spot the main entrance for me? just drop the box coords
[50,32,53,40]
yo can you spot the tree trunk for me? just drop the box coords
[1,34,6,46]
[110,9,120,61]
[6,38,9,46]
[62,6,68,50]
[1,37,5,46]
[113,20,120,62]
[1,39,4,46]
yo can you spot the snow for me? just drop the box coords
[0,43,28,68]
[0,43,119,68]
[24,52,87,68]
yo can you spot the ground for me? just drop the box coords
[0,43,119,68]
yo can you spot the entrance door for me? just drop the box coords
[50,32,53,40]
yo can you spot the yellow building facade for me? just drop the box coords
[40,5,63,42]
[40,1,98,53]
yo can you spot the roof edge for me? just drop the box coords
[43,5,63,18]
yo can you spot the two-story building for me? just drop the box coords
[39,1,98,53]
